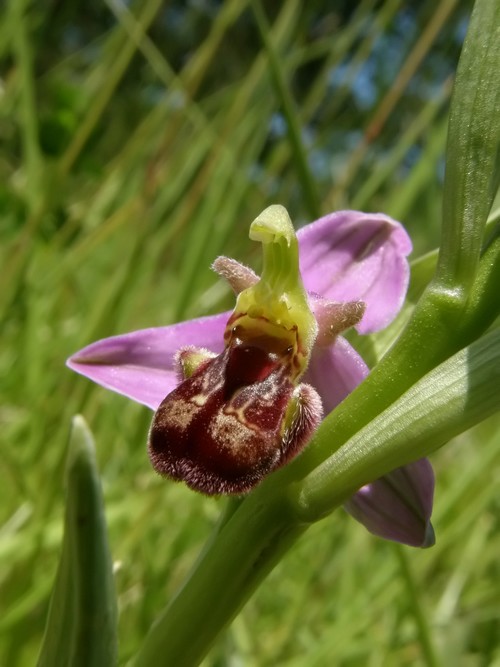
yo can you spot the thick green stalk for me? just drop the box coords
[294,327,500,520]
[134,491,306,667]
[288,245,500,478]
[133,3,500,662]
[134,325,500,666]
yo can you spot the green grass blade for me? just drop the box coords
[37,417,117,667]
[251,0,321,220]
[438,0,500,291]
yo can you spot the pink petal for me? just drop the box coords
[304,336,369,414]
[297,211,412,334]
[67,312,229,410]
[344,459,435,547]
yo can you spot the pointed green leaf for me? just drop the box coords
[37,416,117,667]
[438,0,500,292]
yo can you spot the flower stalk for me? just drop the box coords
[135,489,305,667]
[293,327,500,521]
[135,326,500,666]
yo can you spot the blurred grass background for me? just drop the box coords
[1,0,500,665]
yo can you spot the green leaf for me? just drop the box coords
[294,326,500,521]
[37,416,117,667]
[438,0,500,292]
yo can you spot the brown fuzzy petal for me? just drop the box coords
[148,312,325,497]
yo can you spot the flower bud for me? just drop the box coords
[344,459,435,547]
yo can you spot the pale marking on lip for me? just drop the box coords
[159,398,198,430]
[210,411,256,459]
[191,393,209,407]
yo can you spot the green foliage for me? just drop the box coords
[1,0,499,665]
[37,417,117,667]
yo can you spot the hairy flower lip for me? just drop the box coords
[67,208,434,546]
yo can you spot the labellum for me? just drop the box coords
[148,332,321,494]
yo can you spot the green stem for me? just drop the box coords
[294,327,500,520]
[283,0,500,479]
[134,490,307,667]
[134,326,500,666]
[133,5,500,662]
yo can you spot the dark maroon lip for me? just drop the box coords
[148,334,321,496]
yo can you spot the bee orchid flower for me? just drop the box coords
[68,206,435,547]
